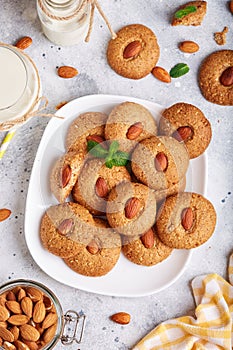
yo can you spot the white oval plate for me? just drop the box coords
[25,94,207,297]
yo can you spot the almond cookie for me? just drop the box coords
[131,136,189,191]
[106,182,157,236]
[172,1,207,26]
[155,176,186,202]
[40,202,94,258]
[72,158,131,215]
[66,112,108,152]
[199,50,233,105]
[122,226,173,266]
[50,151,85,203]
[156,192,217,249]
[63,218,121,277]
[107,24,160,79]
[105,101,157,153]
[159,103,212,159]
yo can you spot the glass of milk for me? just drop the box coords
[37,0,91,46]
[0,44,41,129]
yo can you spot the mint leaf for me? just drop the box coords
[108,141,119,157]
[105,159,115,169]
[175,5,197,19]
[111,151,130,167]
[87,141,108,158]
[170,63,189,78]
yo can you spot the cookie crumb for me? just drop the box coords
[214,27,228,45]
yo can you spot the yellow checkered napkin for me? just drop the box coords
[133,253,233,350]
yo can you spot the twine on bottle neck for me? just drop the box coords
[37,0,117,42]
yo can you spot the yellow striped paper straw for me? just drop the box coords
[0,128,17,160]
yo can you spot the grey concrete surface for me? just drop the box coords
[0,1,233,349]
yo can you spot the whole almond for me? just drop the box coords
[57,218,74,236]
[6,301,22,314]
[172,126,193,142]
[0,209,11,222]
[17,289,26,302]
[14,340,30,350]
[10,326,19,341]
[61,164,72,188]
[0,326,14,342]
[152,66,171,83]
[23,340,39,350]
[126,122,143,140]
[0,337,2,346]
[43,324,57,344]
[20,324,40,342]
[0,306,10,321]
[33,301,46,323]
[15,36,32,50]
[110,312,131,325]
[26,287,43,302]
[125,197,141,219]
[95,177,108,198]
[179,41,199,53]
[220,66,233,87]
[42,313,58,329]
[7,315,29,326]
[86,135,105,144]
[0,322,7,328]
[3,341,16,350]
[43,296,53,311]
[123,41,142,59]
[21,297,33,318]
[154,152,168,172]
[58,66,78,79]
[6,291,16,301]
[140,228,155,249]
[0,296,6,307]
[86,239,99,255]
[229,1,233,14]
[181,207,194,230]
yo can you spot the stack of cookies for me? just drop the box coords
[40,101,216,276]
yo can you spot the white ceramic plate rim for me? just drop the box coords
[24,94,207,297]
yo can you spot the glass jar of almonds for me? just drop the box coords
[0,280,86,349]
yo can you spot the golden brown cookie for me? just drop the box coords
[159,103,212,159]
[105,101,157,153]
[172,1,207,26]
[72,158,131,215]
[131,136,189,191]
[199,50,233,105]
[107,24,160,79]
[154,176,186,202]
[40,202,94,258]
[122,226,172,266]
[106,182,157,236]
[63,218,121,277]
[66,112,108,152]
[156,192,217,249]
[50,151,85,203]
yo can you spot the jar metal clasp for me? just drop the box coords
[61,310,86,346]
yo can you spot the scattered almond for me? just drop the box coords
[86,239,99,255]
[61,164,72,188]
[152,66,171,83]
[126,122,143,140]
[125,197,141,219]
[15,36,32,50]
[33,301,46,323]
[42,312,58,329]
[220,66,233,87]
[230,0,233,14]
[172,126,193,142]
[154,152,168,172]
[123,41,142,59]
[178,41,199,53]
[55,101,68,110]
[57,218,74,236]
[181,207,194,230]
[20,324,40,342]
[0,306,10,322]
[95,177,108,198]
[0,209,11,222]
[110,312,131,325]
[141,228,155,249]
[57,66,78,79]
[0,326,14,342]
[43,324,57,344]
[7,315,29,326]
[6,301,21,315]
[21,297,33,318]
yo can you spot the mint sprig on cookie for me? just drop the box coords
[87,140,130,169]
